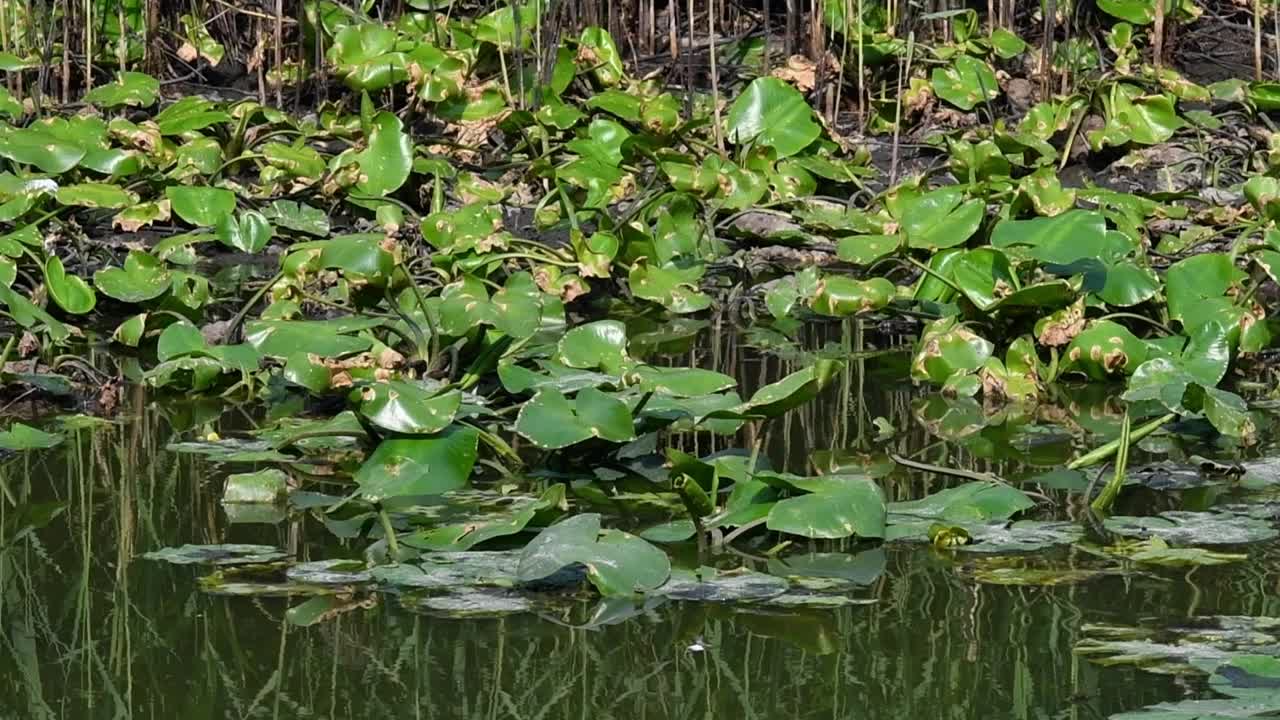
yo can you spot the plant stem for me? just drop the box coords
[1090,411,1131,513]
[1068,413,1175,470]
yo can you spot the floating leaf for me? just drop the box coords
[1104,511,1278,545]
[143,544,287,565]
[931,55,999,110]
[215,210,273,254]
[517,514,671,596]
[0,423,63,451]
[355,112,412,196]
[766,478,887,539]
[166,186,236,227]
[44,257,96,314]
[515,387,634,449]
[56,182,138,209]
[93,250,171,303]
[360,382,461,435]
[403,486,565,552]
[656,567,789,602]
[556,320,629,373]
[222,469,288,504]
[889,482,1035,523]
[725,77,820,157]
[355,427,480,501]
[261,200,330,236]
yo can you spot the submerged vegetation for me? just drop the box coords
[6,0,1280,716]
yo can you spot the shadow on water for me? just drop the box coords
[3,318,1280,719]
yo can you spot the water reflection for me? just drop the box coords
[1,319,1278,719]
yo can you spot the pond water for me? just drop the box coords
[3,320,1279,719]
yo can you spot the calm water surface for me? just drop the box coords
[3,321,1276,719]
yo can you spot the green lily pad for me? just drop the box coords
[402,486,564,552]
[656,567,789,602]
[222,469,288,504]
[767,549,887,588]
[726,77,820,157]
[932,56,999,110]
[766,478,887,539]
[517,514,671,596]
[93,251,171,303]
[889,481,1036,523]
[56,182,138,209]
[1077,616,1280,676]
[215,210,273,253]
[360,382,461,435]
[0,423,64,450]
[44,256,96,314]
[401,589,535,617]
[895,186,985,250]
[1104,511,1278,545]
[1062,320,1148,380]
[556,320,629,373]
[166,186,236,227]
[286,560,374,585]
[0,126,86,173]
[261,200,330,236]
[811,276,895,316]
[243,318,379,359]
[354,426,480,501]
[154,96,231,135]
[514,387,634,449]
[355,112,412,196]
[629,260,711,314]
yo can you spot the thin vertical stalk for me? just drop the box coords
[709,0,724,156]
[1041,0,1055,96]
[117,0,127,71]
[684,0,694,113]
[1256,0,1265,81]
[1152,0,1164,70]
[1274,0,1279,81]
[274,0,284,107]
[512,0,525,109]
[888,31,913,185]
[84,0,92,97]
[857,0,865,121]
[761,0,770,75]
[668,0,677,62]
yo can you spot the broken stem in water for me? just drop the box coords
[1090,411,1131,513]
[1068,413,1175,471]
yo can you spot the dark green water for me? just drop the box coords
[3,322,1277,719]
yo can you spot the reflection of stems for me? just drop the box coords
[1068,412,1174,470]
[377,506,400,559]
